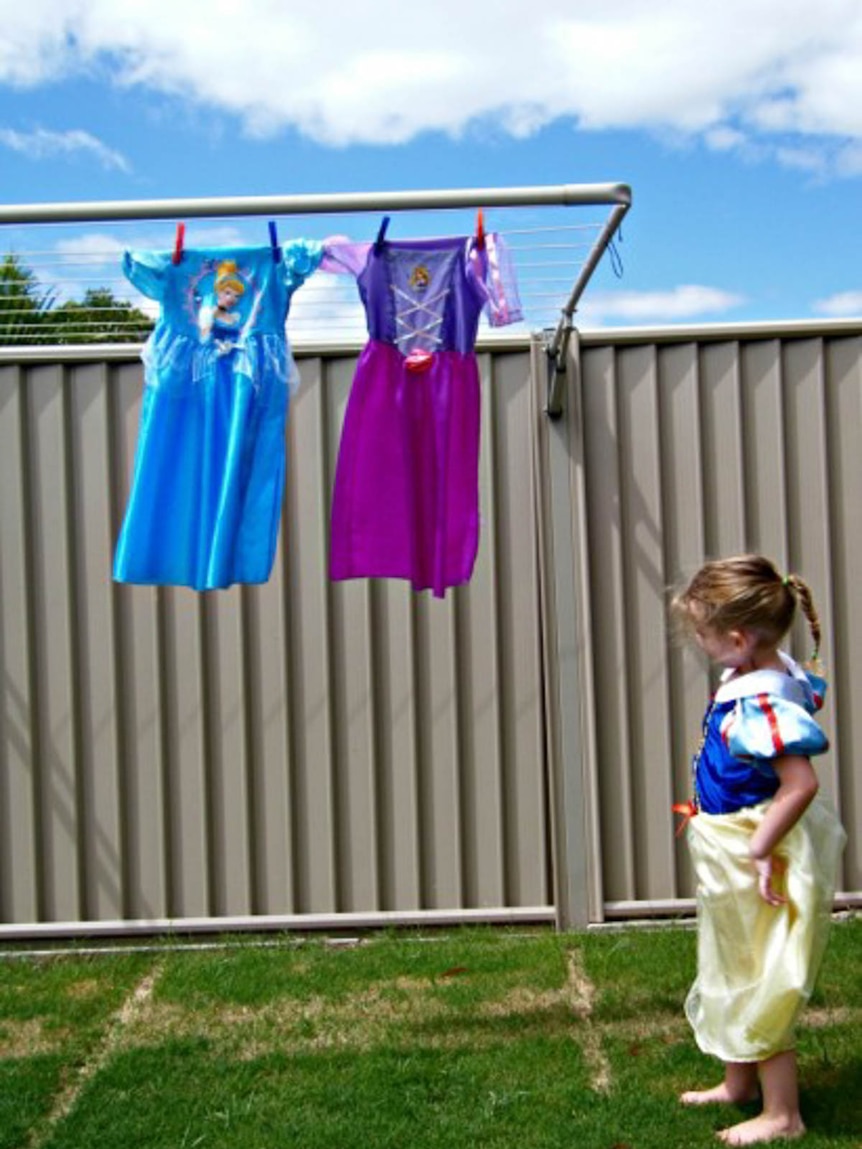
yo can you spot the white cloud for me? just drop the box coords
[579,285,746,325]
[0,0,861,165]
[0,127,130,171]
[704,126,750,154]
[834,141,862,177]
[813,291,862,317]
[54,234,127,264]
[288,272,367,343]
[772,145,829,174]
[51,225,245,265]
[47,225,254,313]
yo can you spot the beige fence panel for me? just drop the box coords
[3,324,861,938]
[548,327,862,921]
[0,345,551,934]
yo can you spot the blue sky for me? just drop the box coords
[2,0,862,332]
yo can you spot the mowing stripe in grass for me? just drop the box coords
[27,962,163,1149]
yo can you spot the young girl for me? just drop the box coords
[671,555,846,1146]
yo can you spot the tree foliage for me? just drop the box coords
[0,253,153,345]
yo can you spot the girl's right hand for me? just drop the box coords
[752,854,787,906]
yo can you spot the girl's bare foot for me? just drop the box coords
[717,1112,805,1144]
[680,1082,759,1106]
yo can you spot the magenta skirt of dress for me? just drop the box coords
[330,339,481,598]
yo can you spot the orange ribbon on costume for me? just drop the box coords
[672,798,698,837]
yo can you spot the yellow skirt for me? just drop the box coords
[685,796,846,1064]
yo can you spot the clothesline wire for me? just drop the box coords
[1,196,629,344]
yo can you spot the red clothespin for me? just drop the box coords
[475,208,485,250]
[172,222,185,265]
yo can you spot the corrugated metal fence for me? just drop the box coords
[0,342,551,935]
[1,323,860,936]
[540,324,862,924]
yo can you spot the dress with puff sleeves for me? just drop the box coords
[320,230,522,598]
[682,652,846,1063]
[114,241,323,590]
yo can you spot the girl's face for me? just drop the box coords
[690,606,756,671]
[694,623,741,668]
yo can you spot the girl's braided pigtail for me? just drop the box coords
[785,573,823,674]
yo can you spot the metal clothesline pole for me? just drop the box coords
[0,182,631,224]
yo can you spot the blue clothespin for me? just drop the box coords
[268,220,281,263]
[374,215,391,252]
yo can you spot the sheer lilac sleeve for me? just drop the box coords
[471,232,523,328]
[320,238,373,279]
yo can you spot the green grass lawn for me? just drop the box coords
[1,918,859,1148]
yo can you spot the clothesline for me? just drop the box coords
[0,191,628,345]
[0,220,612,343]
[1,184,633,594]
[0,183,632,416]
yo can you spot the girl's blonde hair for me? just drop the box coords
[671,554,822,667]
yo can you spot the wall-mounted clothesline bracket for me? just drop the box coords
[0,180,632,418]
[543,197,631,418]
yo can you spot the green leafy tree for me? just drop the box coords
[0,253,56,345]
[50,287,153,344]
[0,253,153,345]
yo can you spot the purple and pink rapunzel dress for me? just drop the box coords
[322,230,522,597]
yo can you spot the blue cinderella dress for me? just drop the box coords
[114,241,323,590]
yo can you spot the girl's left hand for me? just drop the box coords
[752,854,787,906]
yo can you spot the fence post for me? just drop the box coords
[532,333,601,929]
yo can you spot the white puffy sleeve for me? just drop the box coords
[720,693,829,763]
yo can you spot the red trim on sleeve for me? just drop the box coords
[757,693,785,755]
